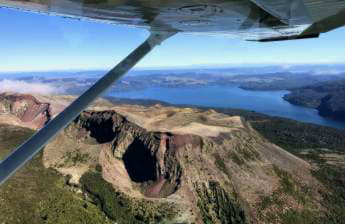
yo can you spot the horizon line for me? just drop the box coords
[1,62,345,73]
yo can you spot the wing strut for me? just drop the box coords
[0,31,176,185]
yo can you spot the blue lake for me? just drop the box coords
[109,85,345,129]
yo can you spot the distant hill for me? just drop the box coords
[284,80,345,120]
[239,73,345,90]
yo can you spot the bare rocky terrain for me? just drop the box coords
[0,93,343,224]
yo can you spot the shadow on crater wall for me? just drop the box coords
[80,114,116,143]
[123,139,157,183]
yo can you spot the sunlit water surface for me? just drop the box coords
[109,85,345,129]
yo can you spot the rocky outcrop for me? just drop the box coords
[195,181,246,224]
[0,93,51,128]
[68,111,187,198]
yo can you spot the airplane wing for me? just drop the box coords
[0,0,345,41]
[1,0,345,185]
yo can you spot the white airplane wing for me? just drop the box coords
[0,0,345,41]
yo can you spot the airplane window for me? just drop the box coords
[0,2,344,224]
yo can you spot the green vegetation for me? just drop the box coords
[80,171,178,224]
[257,166,317,224]
[227,151,245,166]
[250,118,345,152]
[273,165,297,196]
[216,108,345,153]
[273,165,311,204]
[224,111,345,224]
[0,124,34,159]
[81,171,138,223]
[195,181,246,224]
[213,153,232,176]
[236,144,260,161]
[62,150,90,166]
[0,124,111,224]
[309,155,345,224]
[279,209,316,224]
[225,144,260,167]
[0,124,178,224]
[246,117,345,223]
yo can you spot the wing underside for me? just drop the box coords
[0,0,345,41]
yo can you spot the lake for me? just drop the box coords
[109,85,345,129]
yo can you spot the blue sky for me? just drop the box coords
[0,7,344,72]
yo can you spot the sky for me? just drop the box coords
[0,7,345,72]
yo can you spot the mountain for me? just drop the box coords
[284,80,345,120]
[0,92,51,129]
[0,93,344,224]
[6,68,345,96]
[238,73,345,90]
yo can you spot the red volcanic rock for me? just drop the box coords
[0,93,51,129]
[72,111,202,198]
[144,176,167,198]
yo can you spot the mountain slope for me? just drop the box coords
[43,103,321,223]
[0,124,112,224]
[0,93,340,224]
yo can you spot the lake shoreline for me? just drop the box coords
[107,85,345,129]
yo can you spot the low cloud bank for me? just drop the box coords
[0,79,65,95]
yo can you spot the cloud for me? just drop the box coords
[0,79,65,95]
[312,69,345,76]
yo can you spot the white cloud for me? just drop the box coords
[312,69,345,76]
[0,79,65,95]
